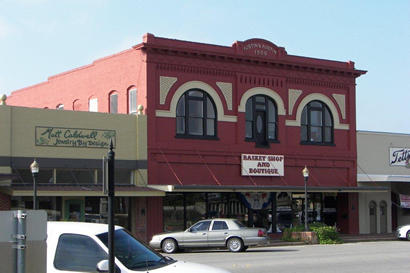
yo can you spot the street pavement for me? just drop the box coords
[167,241,410,273]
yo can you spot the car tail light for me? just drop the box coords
[258,229,265,237]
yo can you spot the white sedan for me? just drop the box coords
[396,224,410,240]
[47,221,231,273]
[150,218,267,253]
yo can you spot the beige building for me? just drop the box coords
[0,101,163,241]
[357,131,410,234]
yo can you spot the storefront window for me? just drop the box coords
[164,193,248,231]
[12,169,54,184]
[323,193,337,226]
[163,194,184,232]
[56,169,95,184]
[185,193,206,227]
[114,169,132,184]
[162,192,339,234]
[84,197,130,228]
[11,196,61,220]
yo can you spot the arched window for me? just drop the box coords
[380,201,387,233]
[245,95,277,147]
[88,97,98,112]
[128,87,137,114]
[72,99,81,111]
[301,100,333,144]
[176,89,216,138]
[109,92,118,114]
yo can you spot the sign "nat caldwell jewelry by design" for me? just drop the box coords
[35,126,116,148]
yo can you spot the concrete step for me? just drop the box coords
[266,233,396,246]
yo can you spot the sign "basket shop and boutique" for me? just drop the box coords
[241,154,284,176]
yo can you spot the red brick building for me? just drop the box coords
[7,33,367,234]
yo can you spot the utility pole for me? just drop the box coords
[107,140,115,273]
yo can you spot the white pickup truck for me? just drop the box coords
[47,222,230,273]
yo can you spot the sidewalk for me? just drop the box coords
[339,232,395,243]
[266,232,396,246]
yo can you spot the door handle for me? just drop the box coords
[224,232,228,235]
[202,233,206,235]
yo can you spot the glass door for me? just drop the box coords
[64,198,85,221]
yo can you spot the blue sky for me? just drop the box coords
[1,0,409,133]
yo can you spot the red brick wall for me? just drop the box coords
[7,48,147,114]
[146,35,361,189]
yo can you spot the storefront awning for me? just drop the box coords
[358,174,410,183]
[148,184,389,193]
[6,184,165,197]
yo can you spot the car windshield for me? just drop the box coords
[97,229,175,270]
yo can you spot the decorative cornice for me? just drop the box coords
[142,44,366,78]
[156,63,234,77]
[287,77,349,90]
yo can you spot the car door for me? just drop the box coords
[183,220,211,247]
[207,220,230,247]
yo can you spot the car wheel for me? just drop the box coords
[227,237,243,252]
[406,231,410,241]
[162,238,178,254]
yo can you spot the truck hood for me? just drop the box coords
[151,260,231,273]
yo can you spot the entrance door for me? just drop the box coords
[64,198,85,221]
[255,111,267,147]
[369,201,377,234]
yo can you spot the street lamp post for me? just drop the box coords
[302,166,309,231]
[30,159,39,210]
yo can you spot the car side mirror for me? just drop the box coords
[96,260,121,273]
[96,260,108,272]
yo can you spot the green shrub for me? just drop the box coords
[310,223,342,244]
[281,223,342,244]
[281,225,305,241]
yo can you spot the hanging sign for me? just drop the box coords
[389,148,410,167]
[400,194,410,208]
[241,154,284,176]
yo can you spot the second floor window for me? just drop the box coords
[301,100,333,144]
[128,88,137,114]
[89,98,98,112]
[176,89,217,138]
[245,95,277,147]
[109,93,118,113]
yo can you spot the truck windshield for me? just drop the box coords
[97,229,175,270]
